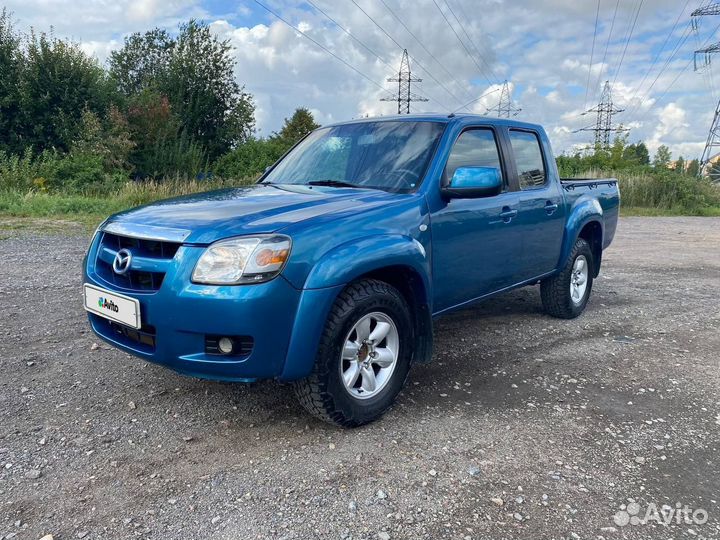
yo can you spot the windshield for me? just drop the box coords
[262,120,445,192]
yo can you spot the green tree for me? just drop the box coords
[274,107,320,147]
[108,28,173,96]
[609,132,628,168]
[634,141,650,165]
[0,9,22,154]
[109,20,255,160]
[19,30,113,153]
[124,89,206,178]
[73,106,134,172]
[686,158,700,177]
[674,155,685,174]
[621,141,650,166]
[653,145,672,169]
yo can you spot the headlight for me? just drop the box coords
[191,235,291,285]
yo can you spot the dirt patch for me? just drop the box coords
[1,217,719,539]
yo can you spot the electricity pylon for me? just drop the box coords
[692,4,720,179]
[380,49,427,114]
[485,80,521,118]
[692,3,720,28]
[574,80,628,148]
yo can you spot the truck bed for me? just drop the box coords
[560,178,618,190]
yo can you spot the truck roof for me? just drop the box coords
[326,113,543,132]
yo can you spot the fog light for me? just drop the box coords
[218,337,234,354]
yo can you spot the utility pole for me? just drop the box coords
[380,49,427,114]
[574,80,628,148]
[692,4,720,180]
[485,80,521,118]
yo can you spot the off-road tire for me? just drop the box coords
[541,238,594,319]
[293,279,413,427]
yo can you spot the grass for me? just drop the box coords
[0,177,255,230]
[1,170,719,232]
[620,206,720,217]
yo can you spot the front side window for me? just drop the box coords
[509,130,546,189]
[444,128,504,186]
[262,121,445,192]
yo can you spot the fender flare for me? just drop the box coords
[279,235,432,381]
[558,196,604,271]
[303,234,431,292]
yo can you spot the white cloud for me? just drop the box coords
[2,0,716,159]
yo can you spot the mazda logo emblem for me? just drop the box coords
[113,248,133,275]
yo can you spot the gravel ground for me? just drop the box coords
[1,216,719,540]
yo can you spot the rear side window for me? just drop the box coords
[509,130,546,189]
[444,129,504,186]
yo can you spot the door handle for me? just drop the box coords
[499,207,518,222]
[544,201,559,215]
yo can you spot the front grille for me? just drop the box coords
[96,258,165,291]
[103,232,181,259]
[95,232,180,292]
[91,314,156,353]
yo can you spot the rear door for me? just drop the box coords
[506,128,565,278]
[430,126,524,312]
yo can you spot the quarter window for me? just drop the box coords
[444,129,504,186]
[509,130,546,189]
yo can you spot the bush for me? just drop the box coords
[0,148,62,192]
[51,152,115,193]
[569,168,720,213]
[214,138,285,179]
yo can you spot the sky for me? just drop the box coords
[3,0,719,159]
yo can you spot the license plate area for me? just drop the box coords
[83,283,141,329]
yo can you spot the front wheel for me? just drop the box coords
[293,279,413,427]
[540,238,594,319]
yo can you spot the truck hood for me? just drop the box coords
[104,183,398,244]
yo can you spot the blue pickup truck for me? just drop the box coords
[83,114,619,426]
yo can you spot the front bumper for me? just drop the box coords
[84,236,306,382]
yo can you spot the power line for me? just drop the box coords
[594,0,620,101]
[625,0,691,108]
[630,20,720,124]
[348,0,461,109]
[305,0,394,70]
[450,87,500,114]
[625,23,695,119]
[375,0,475,102]
[430,0,495,87]
[439,0,501,83]
[253,0,386,92]
[584,0,601,110]
[612,0,645,86]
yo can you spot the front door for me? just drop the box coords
[431,127,524,313]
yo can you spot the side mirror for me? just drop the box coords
[442,166,503,199]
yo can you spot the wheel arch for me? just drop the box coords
[577,220,603,277]
[559,197,605,278]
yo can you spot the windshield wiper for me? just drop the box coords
[306,179,360,188]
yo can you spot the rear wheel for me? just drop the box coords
[293,279,413,427]
[540,238,594,319]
